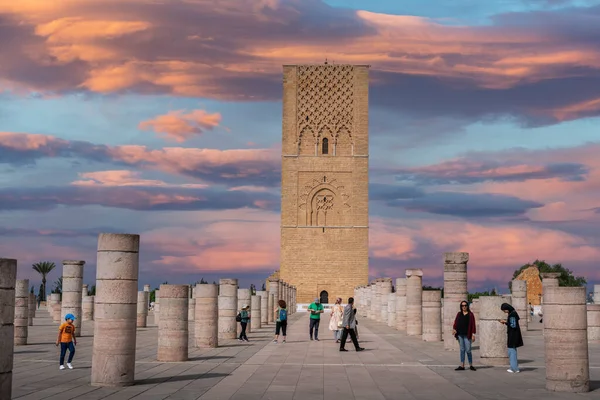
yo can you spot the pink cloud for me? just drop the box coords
[0,0,599,124]
[142,216,280,272]
[138,109,222,142]
[0,131,280,184]
[368,216,600,286]
[71,170,208,188]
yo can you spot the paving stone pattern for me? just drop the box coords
[11,308,600,399]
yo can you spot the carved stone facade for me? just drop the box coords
[515,265,543,305]
[280,64,370,304]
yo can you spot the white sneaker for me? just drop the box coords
[59,365,65,370]
[67,363,73,369]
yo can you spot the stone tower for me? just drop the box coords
[280,63,369,304]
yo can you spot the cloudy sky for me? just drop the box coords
[1,0,599,295]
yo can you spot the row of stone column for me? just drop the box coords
[3,234,301,395]
[266,277,296,324]
[355,255,597,394]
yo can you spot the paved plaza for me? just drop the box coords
[11,308,600,400]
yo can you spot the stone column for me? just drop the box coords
[269,293,275,323]
[83,296,94,321]
[422,290,442,342]
[594,285,600,304]
[292,286,297,313]
[278,281,284,301]
[587,304,600,341]
[541,272,560,305]
[157,284,189,362]
[511,279,528,331]
[82,284,88,300]
[267,278,279,324]
[281,283,287,310]
[443,252,468,350]
[380,278,392,323]
[376,282,383,320]
[238,288,251,335]
[395,278,407,331]
[257,290,268,325]
[143,284,150,309]
[137,291,149,327]
[218,278,238,340]
[387,292,396,328]
[251,294,261,331]
[479,296,508,366]
[154,289,160,326]
[28,293,35,326]
[91,233,139,387]
[361,284,373,318]
[50,293,61,323]
[14,279,29,345]
[405,269,423,336]
[195,283,218,348]
[471,298,480,322]
[62,260,85,337]
[544,286,589,392]
[188,286,196,322]
[0,258,17,400]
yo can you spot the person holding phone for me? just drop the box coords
[499,303,524,373]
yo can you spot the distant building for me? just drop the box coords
[515,265,543,305]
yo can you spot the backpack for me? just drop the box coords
[279,308,287,321]
[236,313,242,322]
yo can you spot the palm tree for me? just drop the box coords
[52,277,63,294]
[32,261,56,301]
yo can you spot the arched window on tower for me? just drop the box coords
[322,137,329,155]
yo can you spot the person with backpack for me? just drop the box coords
[237,304,250,342]
[273,300,288,344]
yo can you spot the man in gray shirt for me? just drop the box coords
[339,297,364,352]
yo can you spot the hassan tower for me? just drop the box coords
[278,63,370,304]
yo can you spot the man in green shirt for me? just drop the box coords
[308,298,324,340]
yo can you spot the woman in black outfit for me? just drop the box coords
[499,303,523,373]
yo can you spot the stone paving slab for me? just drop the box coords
[9,308,600,399]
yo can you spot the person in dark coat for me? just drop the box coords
[452,300,477,371]
[499,303,524,373]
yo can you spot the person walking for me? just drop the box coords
[238,304,250,342]
[273,300,288,344]
[452,300,477,371]
[500,303,523,373]
[56,313,77,370]
[339,297,364,352]
[329,297,344,343]
[308,298,324,341]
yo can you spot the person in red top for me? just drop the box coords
[452,300,477,371]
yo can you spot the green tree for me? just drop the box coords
[509,260,586,291]
[32,261,56,301]
[468,291,493,303]
[52,277,63,294]
[89,285,96,296]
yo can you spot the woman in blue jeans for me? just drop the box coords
[500,303,524,373]
[452,300,477,371]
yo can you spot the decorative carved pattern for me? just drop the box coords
[298,175,351,226]
[316,194,334,211]
[297,65,354,149]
